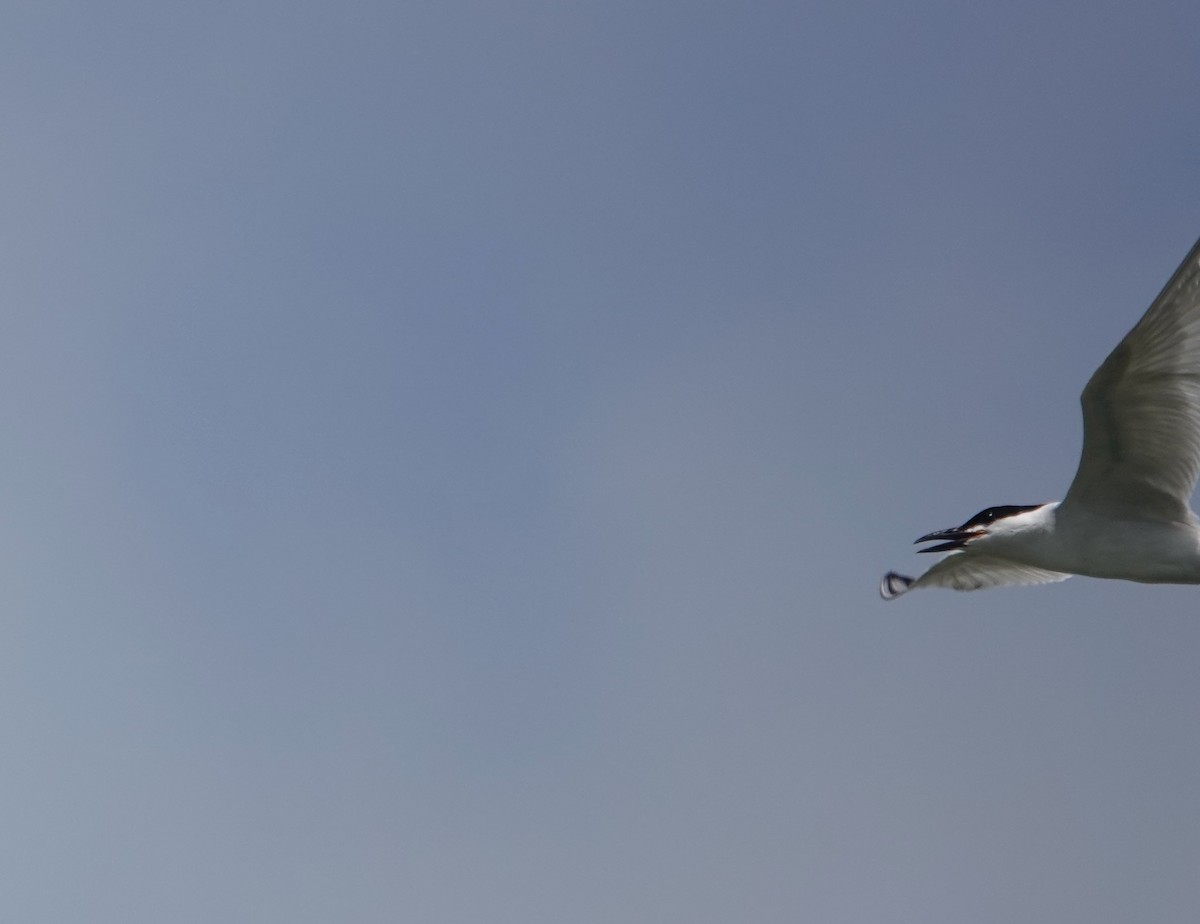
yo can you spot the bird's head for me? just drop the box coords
[915,504,1049,553]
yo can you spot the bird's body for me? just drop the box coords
[882,235,1200,599]
[989,502,1200,582]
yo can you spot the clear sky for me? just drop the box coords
[3,1,1199,921]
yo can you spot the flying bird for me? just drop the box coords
[882,235,1200,599]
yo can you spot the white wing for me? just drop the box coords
[1061,237,1200,522]
[880,555,1071,599]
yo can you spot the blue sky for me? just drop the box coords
[2,1,1199,920]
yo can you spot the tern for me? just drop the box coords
[881,235,1200,599]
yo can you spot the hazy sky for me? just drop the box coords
[2,1,1199,921]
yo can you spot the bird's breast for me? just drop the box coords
[1043,516,1200,583]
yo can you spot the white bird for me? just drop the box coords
[882,235,1200,599]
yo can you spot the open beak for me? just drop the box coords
[914,526,983,553]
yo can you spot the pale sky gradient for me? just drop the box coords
[2,1,1199,921]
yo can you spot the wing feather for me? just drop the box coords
[880,555,1070,599]
[1062,237,1200,521]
